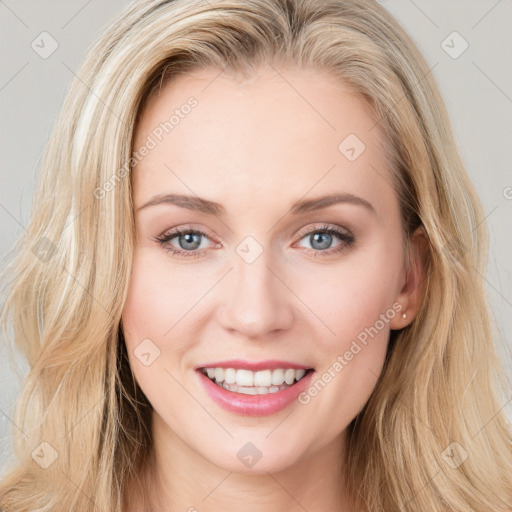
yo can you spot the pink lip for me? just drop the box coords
[195,359,312,371]
[196,368,315,416]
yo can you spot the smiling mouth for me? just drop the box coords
[199,367,314,395]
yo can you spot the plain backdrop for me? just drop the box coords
[1,0,511,475]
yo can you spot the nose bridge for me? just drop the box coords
[218,238,293,337]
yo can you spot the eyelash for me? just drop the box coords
[154,224,355,259]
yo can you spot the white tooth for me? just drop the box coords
[295,369,306,381]
[222,382,229,390]
[269,386,280,393]
[284,369,295,385]
[224,368,237,384]
[214,368,225,383]
[271,369,285,386]
[237,386,258,395]
[209,367,307,389]
[236,369,254,387]
[257,386,269,394]
[254,370,272,387]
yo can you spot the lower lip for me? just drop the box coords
[196,369,315,416]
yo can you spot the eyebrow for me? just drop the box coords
[137,192,375,216]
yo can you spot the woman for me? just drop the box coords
[1,0,511,510]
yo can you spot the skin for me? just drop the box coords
[121,63,426,512]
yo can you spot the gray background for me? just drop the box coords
[1,0,511,475]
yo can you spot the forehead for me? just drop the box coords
[131,65,395,215]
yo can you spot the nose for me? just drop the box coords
[217,249,294,339]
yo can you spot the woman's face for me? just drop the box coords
[122,64,418,474]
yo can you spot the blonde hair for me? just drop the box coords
[1,0,511,510]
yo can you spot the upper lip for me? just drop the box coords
[195,359,313,371]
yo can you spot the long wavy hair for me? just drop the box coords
[1,0,511,510]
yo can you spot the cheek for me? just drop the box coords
[120,253,184,401]
[120,250,199,411]
[121,248,205,346]
[294,239,402,431]
[296,240,402,352]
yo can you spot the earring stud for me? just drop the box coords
[402,313,407,319]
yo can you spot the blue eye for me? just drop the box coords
[294,224,355,255]
[155,227,215,259]
[155,224,355,259]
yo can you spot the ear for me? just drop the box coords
[390,226,429,330]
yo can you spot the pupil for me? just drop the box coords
[180,233,200,250]
[311,232,332,250]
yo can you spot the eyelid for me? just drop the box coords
[157,223,220,243]
[293,222,354,241]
